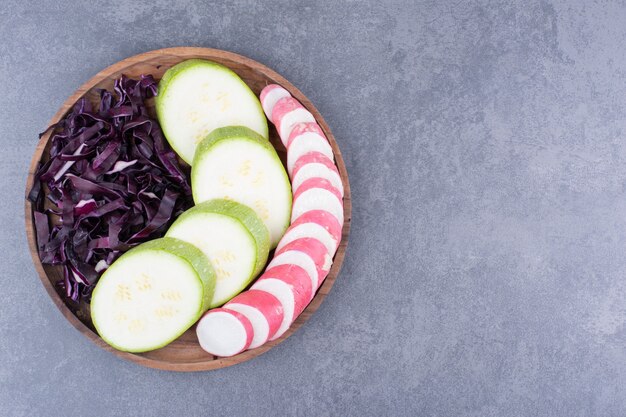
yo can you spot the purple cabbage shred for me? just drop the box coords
[28,74,193,304]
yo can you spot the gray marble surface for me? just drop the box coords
[2,1,626,416]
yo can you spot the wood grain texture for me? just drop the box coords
[24,47,351,371]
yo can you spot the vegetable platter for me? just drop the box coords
[24,47,351,371]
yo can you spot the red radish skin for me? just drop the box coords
[196,308,253,357]
[260,84,290,121]
[276,238,332,288]
[271,97,315,145]
[225,290,284,347]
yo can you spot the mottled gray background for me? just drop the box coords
[1,0,625,416]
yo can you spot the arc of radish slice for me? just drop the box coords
[196,308,253,357]
[286,122,334,177]
[260,84,290,120]
[291,151,344,197]
[275,209,343,255]
[252,264,313,340]
[196,84,347,358]
[291,187,344,225]
[267,250,319,292]
[225,290,284,348]
[275,238,332,288]
[271,97,315,146]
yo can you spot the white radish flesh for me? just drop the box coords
[196,308,253,357]
[287,123,334,177]
[291,187,344,225]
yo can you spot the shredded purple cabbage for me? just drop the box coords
[28,75,193,303]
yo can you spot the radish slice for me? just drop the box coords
[276,238,332,287]
[291,152,344,197]
[225,290,284,348]
[286,123,334,176]
[271,97,315,146]
[291,187,344,225]
[196,308,253,357]
[252,264,313,340]
[290,210,342,243]
[268,251,318,291]
[293,177,343,203]
[276,220,339,256]
[260,84,290,121]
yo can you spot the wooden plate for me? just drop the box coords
[24,47,351,371]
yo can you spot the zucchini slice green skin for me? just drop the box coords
[192,126,292,248]
[167,200,270,307]
[155,59,268,165]
[91,238,215,353]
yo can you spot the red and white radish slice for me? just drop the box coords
[286,123,334,176]
[268,251,318,291]
[225,290,284,348]
[291,152,344,197]
[252,264,313,340]
[276,238,332,288]
[275,210,342,255]
[260,84,290,121]
[293,177,343,202]
[271,97,315,146]
[289,210,342,243]
[291,186,344,225]
[196,308,253,357]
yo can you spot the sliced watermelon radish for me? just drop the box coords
[192,126,292,248]
[156,59,268,164]
[271,97,315,146]
[286,123,334,176]
[252,264,314,340]
[291,152,344,197]
[275,209,343,255]
[291,185,344,225]
[260,84,290,121]
[267,251,319,291]
[196,308,253,357]
[225,290,284,348]
[276,238,332,288]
